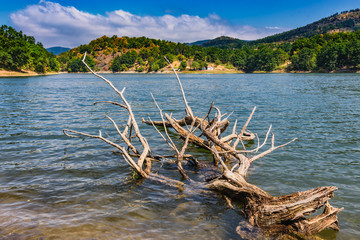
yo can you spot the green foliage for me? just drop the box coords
[110,50,138,72]
[191,61,200,70]
[200,36,247,49]
[119,64,128,71]
[49,58,60,72]
[67,55,95,72]
[177,54,185,61]
[291,48,317,71]
[317,42,347,70]
[137,57,145,66]
[136,66,144,72]
[0,25,59,72]
[164,53,176,63]
[244,45,280,72]
[230,49,247,69]
[255,9,360,44]
[58,26,360,73]
[179,60,187,71]
[346,39,360,66]
[149,62,160,72]
[288,31,360,71]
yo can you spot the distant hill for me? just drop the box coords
[199,36,248,49]
[55,8,360,73]
[255,9,360,43]
[186,39,211,46]
[190,9,360,47]
[47,46,71,55]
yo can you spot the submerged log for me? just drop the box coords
[63,53,342,238]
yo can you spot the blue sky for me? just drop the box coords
[1,0,359,48]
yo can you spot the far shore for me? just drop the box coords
[64,69,360,74]
[0,70,60,77]
[1,68,360,77]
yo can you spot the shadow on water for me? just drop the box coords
[0,73,359,239]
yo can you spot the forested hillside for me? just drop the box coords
[0,25,59,73]
[3,8,360,75]
[255,9,360,44]
[57,35,290,73]
[191,9,360,47]
[58,29,360,73]
[58,36,216,72]
[199,36,248,49]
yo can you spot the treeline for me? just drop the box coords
[2,23,360,74]
[58,30,360,73]
[290,31,360,71]
[0,25,59,73]
[57,35,206,72]
[57,35,289,72]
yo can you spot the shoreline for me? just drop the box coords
[66,69,360,74]
[1,69,359,77]
[0,70,60,77]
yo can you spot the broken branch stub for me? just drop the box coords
[63,53,342,238]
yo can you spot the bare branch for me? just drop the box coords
[150,93,179,153]
[250,137,297,163]
[233,106,256,148]
[93,101,127,109]
[148,117,178,153]
[63,128,145,177]
[105,115,138,154]
[164,56,194,118]
[82,52,150,170]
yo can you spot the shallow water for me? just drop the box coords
[0,73,359,239]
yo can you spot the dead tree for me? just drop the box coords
[63,53,342,239]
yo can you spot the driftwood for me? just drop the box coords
[63,53,342,239]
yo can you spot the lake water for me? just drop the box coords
[0,73,359,239]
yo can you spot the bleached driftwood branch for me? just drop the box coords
[63,53,342,238]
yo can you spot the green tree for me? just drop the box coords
[0,25,60,72]
[317,43,346,70]
[179,60,187,71]
[246,46,277,72]
[346,39,360,66]
[291,48,317,71]
[67,55,95,72]
[230,49,247,70]
[35,62,45,73]
[111,50,138,71]
[149,62,160,72]
[49,58,60,72]
[191,61,200,70]
[111,56,122,72]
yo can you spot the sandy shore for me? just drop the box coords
[0,70,60,77]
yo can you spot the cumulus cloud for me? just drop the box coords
[10,1,285,48]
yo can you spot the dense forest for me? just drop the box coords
[0,25,59,73]
[58,30,360,73]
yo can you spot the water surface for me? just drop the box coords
[0,73,359,239]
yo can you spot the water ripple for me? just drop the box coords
[0,73,359,239]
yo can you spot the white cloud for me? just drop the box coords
[265,26,281,30]
[10,1,285,48]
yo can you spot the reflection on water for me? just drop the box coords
[0,73,359,239]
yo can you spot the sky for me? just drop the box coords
[1,0,360,48]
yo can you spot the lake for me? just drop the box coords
[0,73,359,239]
